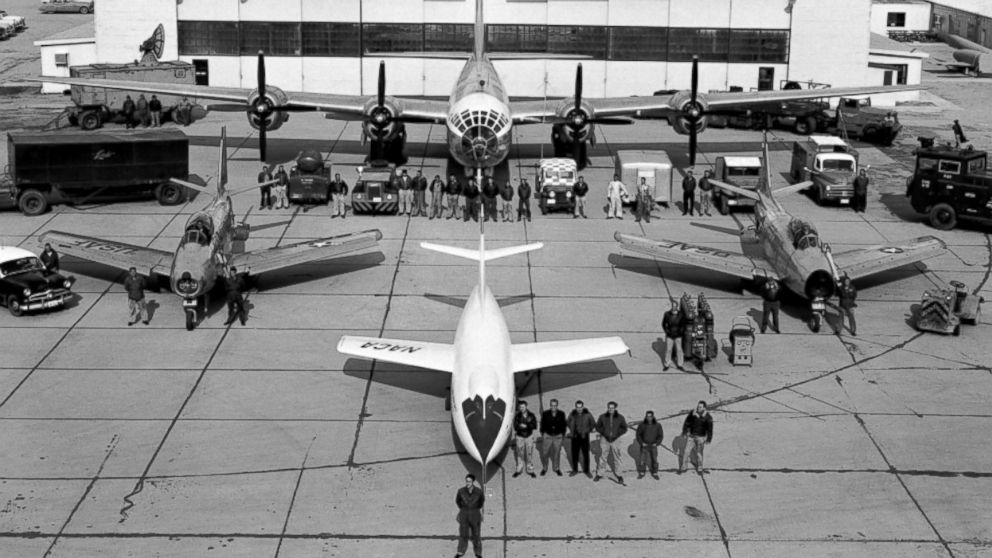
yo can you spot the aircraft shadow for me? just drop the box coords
[609,253,746,294]
[250,251,386,291]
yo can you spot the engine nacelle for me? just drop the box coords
[667,91,709,136]
[554,100,594,145]
[362,98,403,142]
[247,86,289,132]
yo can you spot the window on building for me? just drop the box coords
[425,23,473,52]
[887,12,906,27]
[302,22,360,57]
[363,23,423,53]
[882,70,893,85]
[547,26,607,58]
[54,53,69,66]
[178,21,239,56]
[241,22,301,56]
[607,26,666,61]
[668,28,729,62]
[487,24,547,52]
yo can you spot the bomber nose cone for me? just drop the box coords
[461,394,507,465]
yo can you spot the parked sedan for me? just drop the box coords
[39,0,94,14]
[0,247,74,316]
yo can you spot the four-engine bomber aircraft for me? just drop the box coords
[616,134,946,332]
[41,127,383,330]
[337,230,629,467]
[39,0,924,169]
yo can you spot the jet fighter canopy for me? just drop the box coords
[182,214,214,246]
[788,219,820,250]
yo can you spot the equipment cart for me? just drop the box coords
[729,316,755,366]
[915,281,983,335]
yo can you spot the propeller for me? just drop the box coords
[687,56,700,166]
[248,51,316,162]
[561,64,633,167]
[367,61,392,161]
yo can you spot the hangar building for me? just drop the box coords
[83,0,906,102]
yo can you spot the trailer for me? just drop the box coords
[614,150,673,205]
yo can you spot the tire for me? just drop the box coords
[719,196,729,215]
[67,113,79,127]
[862,126,878,141]
[156,183,185,205]
[794,116,817,135]
[79,6,89,14]
[928,203,957,231]
[6,295,24,317]
[18,189,48,216]
[185,309,196,331]
[812,186,822,206]
[952,324,961,336]
[809,313,822,333]
[79,110,101,131]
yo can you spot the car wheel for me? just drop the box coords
[929,203,957,231]
[79,6,89,14]
[18,189,48,216]
[156,183,185,205]
[6,295,24,317]
[793,116,815,135]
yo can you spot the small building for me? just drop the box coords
[34,22,96,94]
[868,33,929,105]
[870,1,933,35]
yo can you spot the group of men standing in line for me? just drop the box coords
[390,169,535,222]
[456,400,714,558]
[121,94,193,129]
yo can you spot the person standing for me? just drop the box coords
[122,95,136,129]
[636,411,664,479]
[606,175,628,219]
[567,400,595,477]
[572,176,589,219]
[517,178,532,222]
[454,473,484,558]
[481,177,499,222]
[635,177,652,223]
[224,266,248,326]
[257,164,273,210]
[594,401,628,484]
[149,95,162,127]
[661,299,685,371]
[512,400,538,478]
[698,169,714,216]
[40,243,60,274]
[274,165,289,209]
[177,96,193,127]
[952,119,968,146]
[445,174,462,220]
[429,174,445,219]
[412,170,429,217]
[136,94,150,127]
[760,277,781,334]
[540,399,567,476]
[679,401,714,474]
[499,180,514,222]
[852,168,869,213]
[682,169,697,216]
[123,267,149,325]
[463,178,480,222]
[329,173,348,218]
[837,273,858,336]
[397,169,413,215]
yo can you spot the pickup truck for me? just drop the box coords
[790,136,859,206]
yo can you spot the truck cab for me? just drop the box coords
[835,97,900,145]
[791,135,859,206]
[906,142,992,230]
[288,150,332,205]
[712,156,762,214]
[536,158,577,214]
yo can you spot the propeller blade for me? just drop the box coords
[690,55,699,106]
[259,125,267,163]
[689,125,697,167]
[377,61,386,108]
[574,63,583,111]
[257,50,266,97]
[573,137,582,166]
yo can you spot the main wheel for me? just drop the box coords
[185,308,196,331]
[79,110,101,130]
[929,203,957,231]
[156,183,185,205]
[719,196,729,215]
[809,313,822,333]
[18,189,48,216]
[6,296,24,317]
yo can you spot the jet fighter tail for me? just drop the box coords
[217,126,229,196]
[421,236,543,290]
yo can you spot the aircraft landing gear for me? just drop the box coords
[809,298,826,333]
[185,308,196,331]
[183,295,203,331]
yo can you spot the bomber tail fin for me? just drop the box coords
[474,0,485,59]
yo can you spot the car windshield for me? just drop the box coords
[0,256,44,276]
[821,158,854,171]
[728,168,760,177]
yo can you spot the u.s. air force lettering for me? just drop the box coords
[360,342,422,353]
[71,239,138,255]
[654,239,733,258]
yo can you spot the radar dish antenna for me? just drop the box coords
[139,24,165,64]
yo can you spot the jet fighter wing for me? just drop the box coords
[337,336,455,373]
[29,77,449,123]
[510,84,924,122]
[230,229,383,277]
[615,232,779,281]
[510,337,629,373]
[40,231,174,277]
[831,236,946,281]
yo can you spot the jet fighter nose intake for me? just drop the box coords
[805,269,836,300]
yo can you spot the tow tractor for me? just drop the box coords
[915,281,983,335]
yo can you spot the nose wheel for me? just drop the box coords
[185,308,197,331]
[809,311,823,333]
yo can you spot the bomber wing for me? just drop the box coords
[30,77,449,123]
[40,231,174,277]
[615,232,779,281]
[337,335,455,373]
[831,236,946,281]
[510,337,629,373]
[510,84,924,123]
[230,229,382,277]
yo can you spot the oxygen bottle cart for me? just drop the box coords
[728,316,755,366]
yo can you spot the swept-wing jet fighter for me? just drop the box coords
[41,127,383,330]
[615,133,946,331]
[35,0,925,169]
[337,229,629,467]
